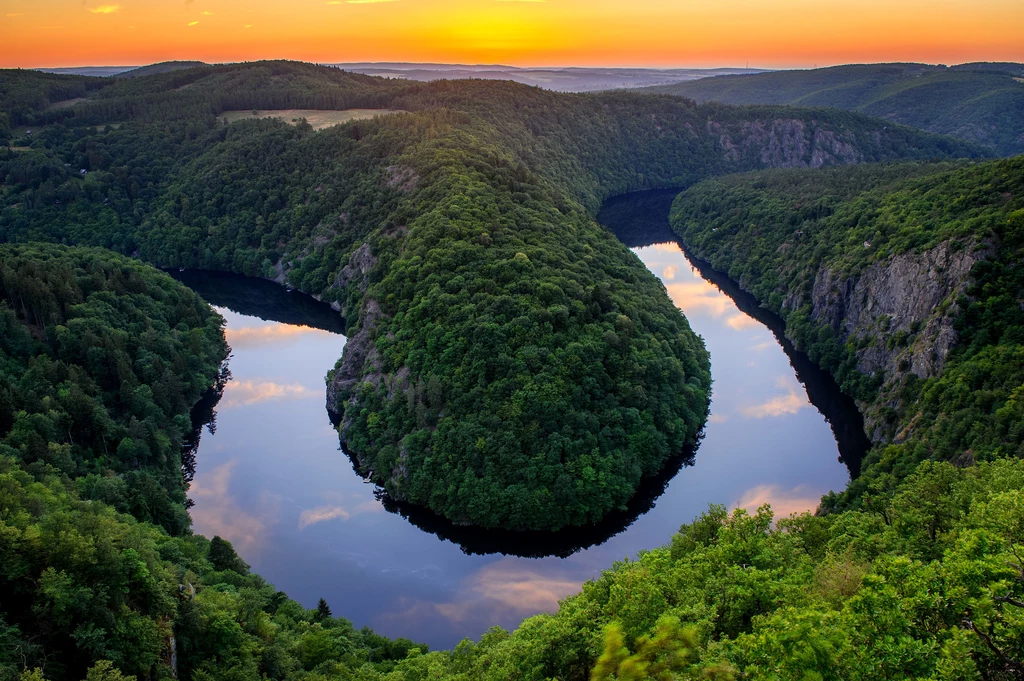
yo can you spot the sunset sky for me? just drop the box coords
[2,0,1022,69]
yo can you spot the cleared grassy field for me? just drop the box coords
[220,109,405,130]
[46,97,88,110]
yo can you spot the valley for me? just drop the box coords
[0,58,1022,680]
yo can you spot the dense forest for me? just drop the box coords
[0,245,431,681]
[644,62,1024,156]
[2,60,1021,680]
[0,60,982,530]
[670,157,1024,511]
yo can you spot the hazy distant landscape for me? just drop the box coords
[645,62,1024,155]
[36,60,767,92]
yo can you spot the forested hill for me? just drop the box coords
[643,62,1024,156]
[0,60,984,531]
[670,156,1024,510]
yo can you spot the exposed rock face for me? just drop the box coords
[782,239,993,441]
[325,243,381,422]
[710,118,859,168]
[330,242,377,293]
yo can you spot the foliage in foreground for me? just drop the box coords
[6,422,1023,680]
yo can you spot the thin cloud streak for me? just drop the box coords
[734,484,821,518]
[298,500,382,529]
[225,323,328,348]
[220,380,318,408]
[739,391,807,419]
[89,5,122,14]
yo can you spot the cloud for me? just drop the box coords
[224,323,328,348]
[201,10,214,15]
[708,413,728,424]
[188,20,199,25]
[189,459,281,556]
[739,390,807,419]
[6,13,25,17]
[299,505,350,528]
[244,24,253,28]
[298,500,381,529]
[747,341,773,353]
[89,5,121,14]
[220,380,318,408]
[734,484,821,518]
[377,558,581,630]
[330,0,400,3]
[725,313,758,331]
[665,281,732,318]
[662,265,678,281]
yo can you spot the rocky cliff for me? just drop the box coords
[780,239,991,441]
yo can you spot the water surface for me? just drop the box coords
[176,190,865,649]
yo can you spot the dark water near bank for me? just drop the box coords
[175,190,867,650]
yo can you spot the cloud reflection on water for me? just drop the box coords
[376,557,583,631]
[221,379,319,408]
[739,391,808,419]
[734,484,822,518]
[298,500,384,529]
[226,323,329,348]
[189,459,281,556]
[665,281,734,318]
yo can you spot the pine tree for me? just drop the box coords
[315,598,332,622]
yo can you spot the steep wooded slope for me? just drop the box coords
[670,156,1024,508]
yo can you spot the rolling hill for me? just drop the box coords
[644,62,1024,156]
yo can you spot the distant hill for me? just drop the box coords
[33,61,208,79]
[116,61,207,78]
[644,63,1024,156]
[34,66,138,77]
[331,62,768,92]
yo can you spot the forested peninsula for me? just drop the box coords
[3,61,1023,681]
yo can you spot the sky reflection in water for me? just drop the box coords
[187,210,852,650]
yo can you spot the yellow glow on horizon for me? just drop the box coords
[1,0,1021,68]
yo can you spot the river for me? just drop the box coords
[172,189,868,650]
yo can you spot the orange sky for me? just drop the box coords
[2,0,1022,68]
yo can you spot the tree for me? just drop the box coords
[314,598,332,622]
[208,536,249,574]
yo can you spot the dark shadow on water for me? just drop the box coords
[598,189,871,476]
[334,430,698,558]
[168,269,346,334]
[182,363,230,507]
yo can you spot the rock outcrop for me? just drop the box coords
[710,118,860,169]
[325,242,382,425]
[781,239,993,441]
